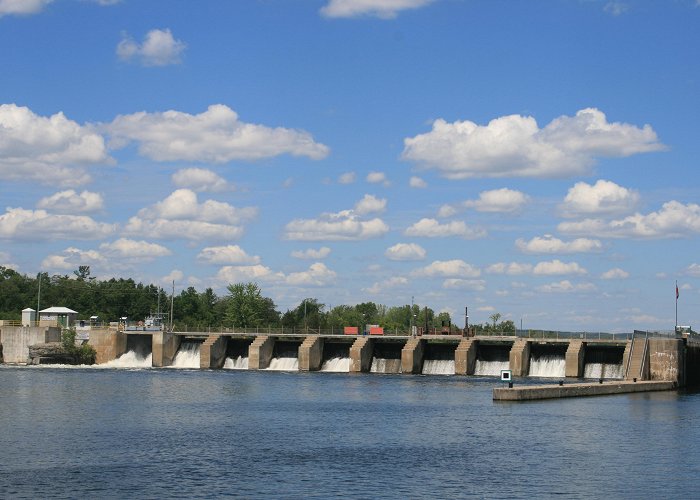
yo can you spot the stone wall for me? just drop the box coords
[648,338,685,384]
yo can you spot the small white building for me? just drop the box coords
[22,308,37,326]
[39,306,78,327]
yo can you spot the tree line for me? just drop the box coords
[0,266,515,333]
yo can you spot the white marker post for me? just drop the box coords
[501,369,513,389]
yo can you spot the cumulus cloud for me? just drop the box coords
[37,190,104,214]
[532,260,587,276]
[338,172,356,184]
[536,280,597,293]
[404,218,486,239]
[105,104,329,163]
[402,108,664,179]
[284,197,389,241]
[558,201,700,239]
[486,262,533,275]
[437,205,457,218]
[0,208,115,241]
[442,279,486,291]
[561,180,639,217]
[0,251,17,270]
[285,262,337,286]
[409,176,427,188]
[215,264,278,284]
[320,0,434,19]
[685,263,700,277]
[464,188,530,213]
[412,260,481,278]
[0,0,52,17]
[364,276,409,294]
[385,242,426,261]
[41,238,169,271]
[117,28,186,66]
[515,235,603,254]
[291,247,332,260]
[0,104,111,186]
[601,268,629,279]
[172,168,231,192]
[366,171,389,186]
[197,245,260,265]
[354,194,387,215]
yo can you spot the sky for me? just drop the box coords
[1,0,699,332]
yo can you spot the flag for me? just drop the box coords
[676,283,679,300]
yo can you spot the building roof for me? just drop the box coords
[22,308,35,312]
[39,307,78,314]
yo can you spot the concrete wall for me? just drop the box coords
[648,338,685,384]
[248,336,274,370]
[509,339,531,377]
[401,338,424,374]
[299,336,324,371]
[0,326,61,364]
[200,335,228,369]
[349,337,373,372]
[152,331,180,367]
[88,329,127,364]
[565,340,586,378]
[455,338,478,375]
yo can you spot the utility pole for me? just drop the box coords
[169,280,175,332]
[37,272,41,324]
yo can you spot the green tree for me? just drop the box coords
[224,282,279,328]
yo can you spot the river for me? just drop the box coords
[1,366,698,499]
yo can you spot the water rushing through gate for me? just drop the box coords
[266,357,299,371]
[171,342,200,368]
[584,362,624,379]
[320,357,350,372]
[529,355,566,378]
[103,350,152,368]
[473,360,509,376]
[422,359,455,375]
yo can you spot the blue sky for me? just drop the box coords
[1,0,699,331]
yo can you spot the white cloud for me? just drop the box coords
[604,2,629,16]
[117,28,186,66]
[172,168,230,192]
[42,247,105,270]
[385,242,426,261]
[0,251,17,270]
[412,260,481,278]
[284,197,389,241]
[0,0,52,17]
[561,180,639,217]
[100,238,170,259]
[464,188,530,213]
[437,204,457,218]
[402,108,664,179]
[601,268,629,279]
[135,189,256,225]
[215,264,278,284]
[123,218,244,242]
[320,0,434,19]
[41,238,170,272]
[486,262,533,275]
[0,208,115,241]
[558,201,700,239]
[338,172,356,184]
[285,262,337,286]
[409,176,427,188]
[442,279,486,291]
[516,235,603,254]
[366,171,389,185]
[0,104,111,186]
[291,247,332,260]
[162,269,185,286]
[354,194,387,215]
[37,190,104,214]
[533,260,587,276]
[536,280,597,293]
[105,104,329,163]
[404,218,486,239]
[364,276,409,294]
[197,245,260,265]
[685,263,700,277]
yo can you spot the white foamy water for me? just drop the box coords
[103,350,152,368]
[224,356,249,369]
[266,357,299,371]
[171,342,201,368]
[529,355,566,378]
[422,359,455,375]
[473,360,509,376]
[320,357,350,372]
[370,357,402,373]
[584,362,623,379]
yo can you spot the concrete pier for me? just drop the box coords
[299,336,323,371]
[248,335,274,370]
[455,338,477,375]
[565,340,585,378]
[349,337,373,372]
[0,326,61,363]
[152,331,180,367]
[89,329,127,364]
[401,338,424,374]
[509,339,530,377]
[494,380,677,401]
[200,335,228,369]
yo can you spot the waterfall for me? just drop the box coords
[171,342,201,368]
[473,360,509,376]
[584,362,623,379]
[370,357,402,374]
[320,357,350,372]
[422,359,455,375]
[103,350,152,368]
[223,356,249,369]
[266,357,299,371]
[529,355,566,378]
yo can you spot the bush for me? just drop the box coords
[61,329,97,365]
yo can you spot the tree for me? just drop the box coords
[490,312,502,329]
[224,282,279,328]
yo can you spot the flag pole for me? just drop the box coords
[675,280,678,332]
